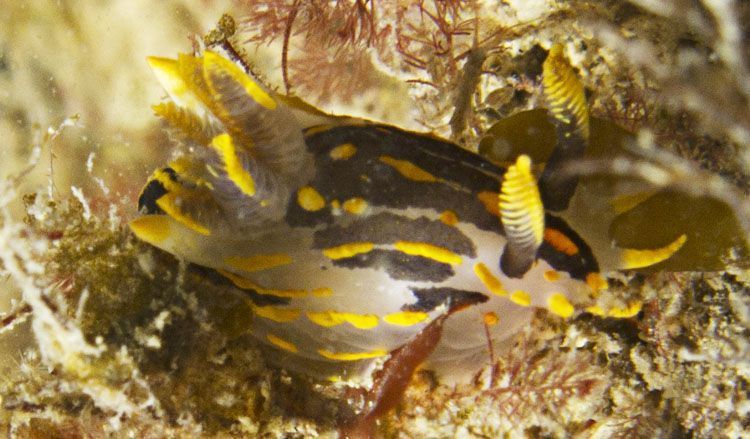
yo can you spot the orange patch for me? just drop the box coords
[543,270,561,282]
[439,210,458,226]
[483,312,499,326]
[477,191,500,218]
[544,228,579,256]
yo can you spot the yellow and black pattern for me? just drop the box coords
[287,123,506,232]
[130,46,687,382]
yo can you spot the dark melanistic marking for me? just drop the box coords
[313,211,476,257]
[538,115,587,211]
[285,196,334,227]
[301,125,505,232]
[403,287,488,313]
[189,264,290,306]
[137,167,178,214]
[536,214,598,280]
[137,180,167,214]
[332,249,454,282]
[500,243,535,279]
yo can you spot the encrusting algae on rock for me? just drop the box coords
[2,1,750,437]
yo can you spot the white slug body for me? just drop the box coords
[131,48,683,382]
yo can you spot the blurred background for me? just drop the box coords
[0,0,239,373]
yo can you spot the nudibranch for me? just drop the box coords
[129,44,689,418]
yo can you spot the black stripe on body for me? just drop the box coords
[190,265,291,306]
[295,125,505,232]
[369,125,506,192]
[291,124,601,281]
[285,196,334,227]
[537,214,599,280]
[332,249,454,282]
[404,287,488,313]
[313,211,476,258]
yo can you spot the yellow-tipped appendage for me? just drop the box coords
[542,44,589,139]
[202,50,277,110]
[620,234,688,269]
[498,155,545,248]
[129,215,171,245]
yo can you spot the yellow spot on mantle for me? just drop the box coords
[129,215,171,244]
[394,241,462,265]
[322,242,374,260]
[544,270,561,282]
[297,186,326,211]
[318,348,387,361]
[267,334,298,353]
[307,311,379,329]
[224,254,292,272]
[474,263,506,296]
[547,293,574,318]
[379,155,438,183]
[218,270,307,298]
[383,311,429,326]
[510,290,531,307]
[343,197,368,215]
[329,143,357,160]
[253,305,300,323]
